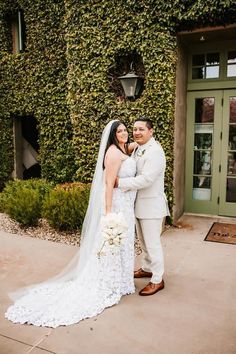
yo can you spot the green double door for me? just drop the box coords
[185,89,236,217]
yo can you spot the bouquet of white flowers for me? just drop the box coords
[97,212,128,258]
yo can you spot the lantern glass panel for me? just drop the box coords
[120,78,137,98]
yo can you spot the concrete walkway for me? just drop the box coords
[1,214,236,354]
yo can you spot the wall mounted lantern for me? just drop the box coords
[118,63,143,100]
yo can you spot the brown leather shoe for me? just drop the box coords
[134,268,153,278]
[139,280,165,296]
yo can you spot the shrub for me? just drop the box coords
[42,182,90,231]
[0,179,54,226]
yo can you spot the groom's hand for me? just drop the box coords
[114,177,119,188]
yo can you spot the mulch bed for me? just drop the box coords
[0,212,142,254]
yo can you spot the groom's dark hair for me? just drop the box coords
[135,116,153,130]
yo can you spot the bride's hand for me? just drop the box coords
[127,142,138,153]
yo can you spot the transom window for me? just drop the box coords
[192,53,220,79]
[227,51,236,77]
[191,50,236,81]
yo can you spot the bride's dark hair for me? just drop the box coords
[103,120,130,168]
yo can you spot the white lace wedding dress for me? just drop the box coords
[5,157,136,328]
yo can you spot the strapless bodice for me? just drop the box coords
[118,157,136,178]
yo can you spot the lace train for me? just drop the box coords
[5,157,136,327]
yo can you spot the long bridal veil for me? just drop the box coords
[10,119,118,301]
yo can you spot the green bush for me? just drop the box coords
[0,179,54,226]
[42,182,90,231]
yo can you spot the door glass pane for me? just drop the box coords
[195,98,214,123]
[228,152,236,175]
[192,96,214,201]
[194,131,212,149]
[229,97,236,123]
[226,95,236,203]
[193,176,211,200]
[228,125,236,149]
[194,151,212,175]
[226,178,236,202]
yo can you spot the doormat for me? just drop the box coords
[204,222,236,245]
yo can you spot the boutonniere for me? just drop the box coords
[137,149,146,157]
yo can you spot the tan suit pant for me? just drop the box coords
[136,218,164,284]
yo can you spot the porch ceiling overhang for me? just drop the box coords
[177,23,236,45]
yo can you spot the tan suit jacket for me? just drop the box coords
[118,137,169,219]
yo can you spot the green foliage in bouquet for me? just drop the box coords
[42,182,90,231]
[0,179,54,226]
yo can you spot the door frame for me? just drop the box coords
[219,89,236,216]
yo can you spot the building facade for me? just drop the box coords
[0,0,236,221]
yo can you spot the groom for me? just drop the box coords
[117,116,169,296]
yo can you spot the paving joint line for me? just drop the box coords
[0,332,56,353]
[25,329,53,354]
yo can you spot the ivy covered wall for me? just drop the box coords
[0,0,235,210]
[0,0,77,186]
[64,0,236,212]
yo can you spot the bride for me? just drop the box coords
[5,120,137,328]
